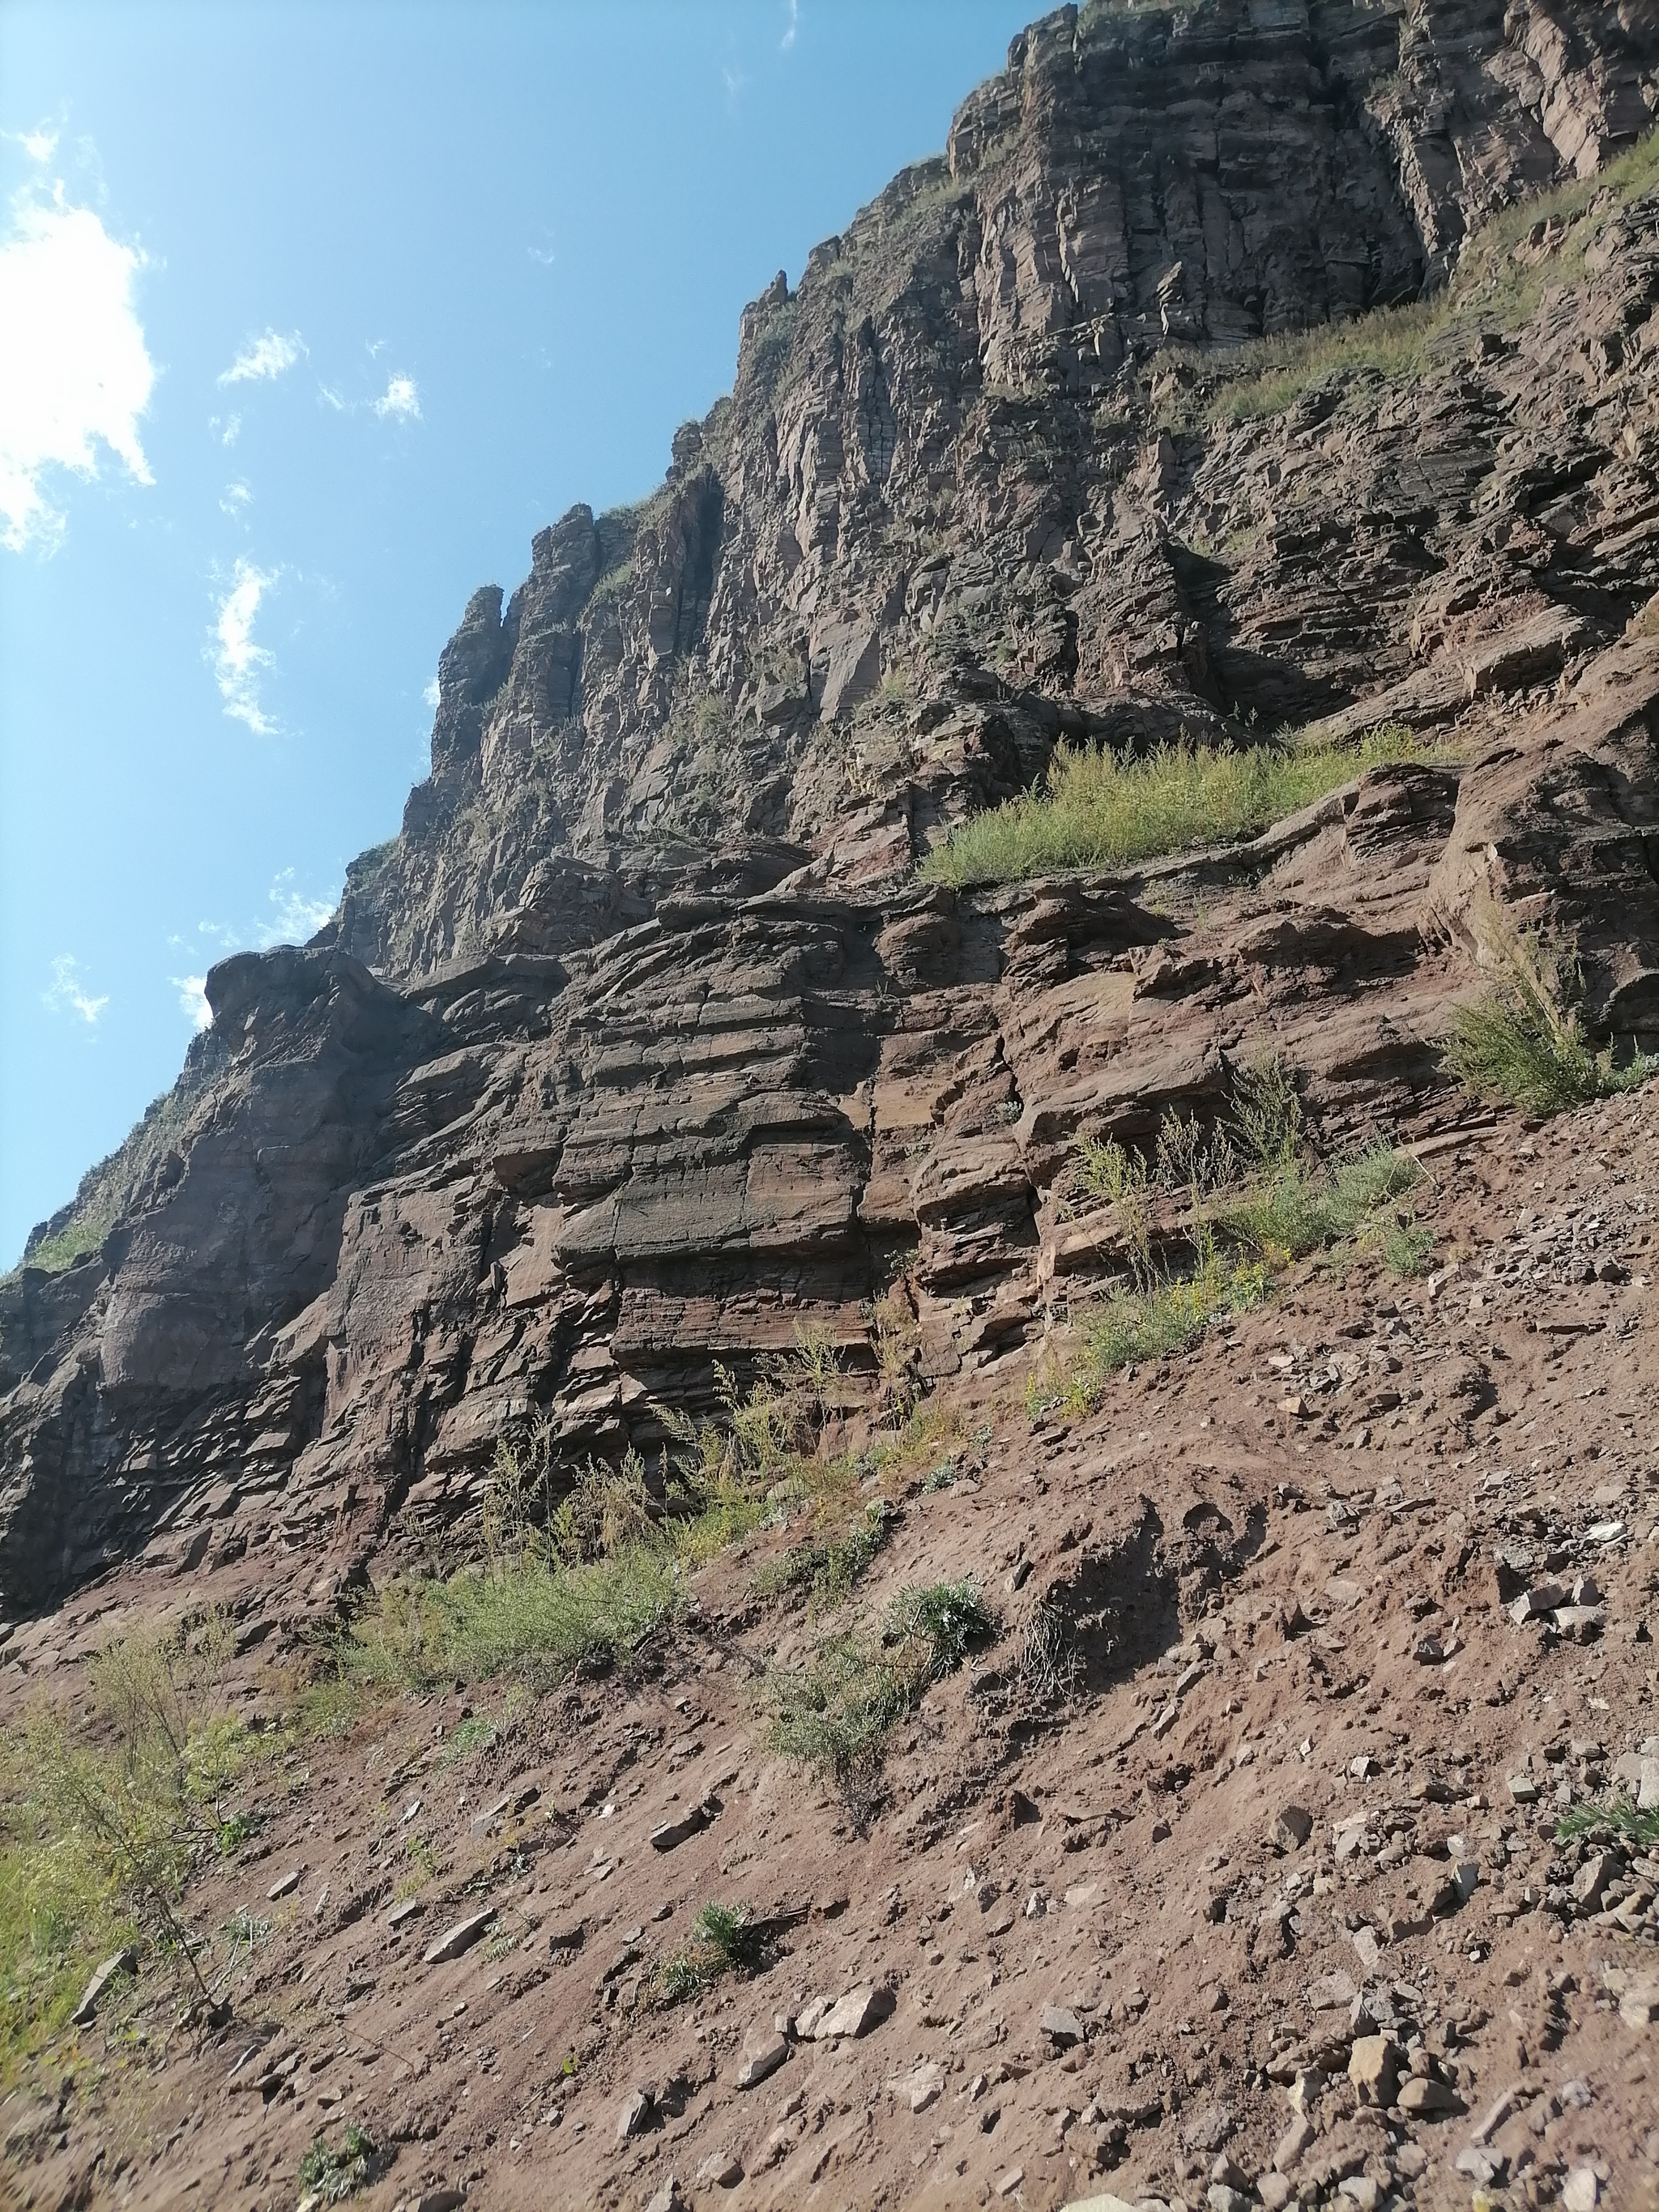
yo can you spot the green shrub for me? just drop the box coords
[650,1900,763,2008]
[1217,1143,1422,1263]
[757,1498,895,1606]
[920,724,1430,889]
[764,1579,997,1816]
[1445,922,1657,1117]
[296,2125,382,2203]
[343,1549,678,1693]
[0,1613,270,2079]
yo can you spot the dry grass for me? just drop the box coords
[919,723,1430,889]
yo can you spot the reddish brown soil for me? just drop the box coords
[4,1089,1657,2212]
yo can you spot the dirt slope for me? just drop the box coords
[4,1084,1655,2212]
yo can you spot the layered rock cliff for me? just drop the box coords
[6,0,1659,1615]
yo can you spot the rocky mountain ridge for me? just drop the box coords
[8,0,1659,1617]
[4,5,1659,2210]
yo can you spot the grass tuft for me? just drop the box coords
[650,1900,763,2007]
[1556,1800,1659,1848]
[764,1579,997,1818]
[1445,904,1657,1117]
[920,723,1431,889]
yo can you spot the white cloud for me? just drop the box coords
[209,411,242,446]
[220,479,251,514]
[373,373,420,421]
[782,0,799,50]
[0,184,154,552]
[423,676,441,710]
[219,328,304,385]
[173,974,211,1031]
[258,868,335,945]
[44,954,108,1025]
[318,383,345,411]
[18,127,60,164]
[723,65,748,105]
[210,557,279,735]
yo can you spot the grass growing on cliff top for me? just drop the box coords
[919,722,1427,889]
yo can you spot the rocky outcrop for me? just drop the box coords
[6,0,1659,1613]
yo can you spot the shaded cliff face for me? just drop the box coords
[6,0,1659,1613]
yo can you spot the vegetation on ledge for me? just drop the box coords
[919,722,1431,889]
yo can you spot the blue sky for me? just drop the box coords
[0,0,1034,1265]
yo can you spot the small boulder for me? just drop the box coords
[1273,1804,1313,1852]
[812,1984,894,2040]
[616,2086,655,2142]
[1348,2034,1401,2108]
[1397,2074,1460,2116]
[1040,2003,1085,2050]
[736,2032,789,2089]
[422,1910,496,1966]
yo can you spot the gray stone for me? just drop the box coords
[422,1909,496,1965]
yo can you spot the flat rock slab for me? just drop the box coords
[422,1909,496,1965]
[650,1800,714,1852]
[72,1947,136,2026]
[799,1984,895,2040]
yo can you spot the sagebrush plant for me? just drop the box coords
[764,1579,998,1818]
[1445,908,1656,1117]
[919,722,1433,889]
[0,1612,270,2078]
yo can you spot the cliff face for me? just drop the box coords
[6,0,1659,1613]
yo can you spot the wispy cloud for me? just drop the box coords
[219,328,305,385]
[172,974,211,1032]
[43,953,108,1025]
[0,178,154,552]
[723,65,748,107]
[220,479,251,515]
[781,0,799,50]
[259,868,335,945]
[168,869,337,1028]
[210,557,279,735]
[373,373,420,421]
[11,126,61,164]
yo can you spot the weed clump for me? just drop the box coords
[296,2125,384,2203]
[651,1901,765,2007]
[765,1579,998,1820]
[757,1498,896,1607]
[919,723,1430,889]
[1445,912,1655,1117]
[1037,1051,1431,1416]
